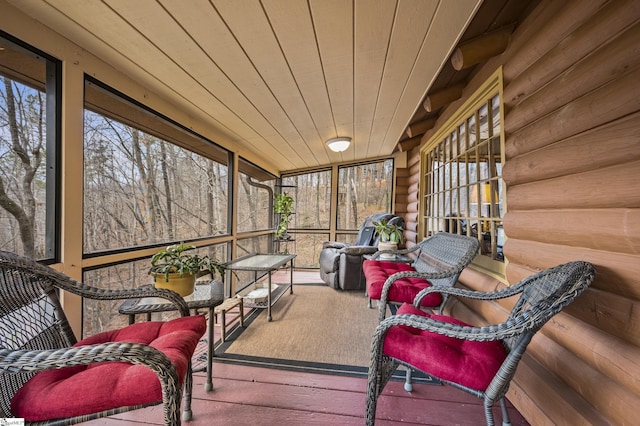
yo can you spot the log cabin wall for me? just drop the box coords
[393,153,416,244]
[397,0,640,424]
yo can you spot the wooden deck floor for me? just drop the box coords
[84,271,529,425]
[86,362,528,425]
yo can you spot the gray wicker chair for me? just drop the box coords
[0,250,204,425]
[366,260,596,426]
[364,233,480,392]
[364,232,480,321]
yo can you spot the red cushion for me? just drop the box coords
[383,303,507,391]
[11,315,206,421]
[363,259,443,307]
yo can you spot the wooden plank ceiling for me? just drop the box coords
[7,0,482,173]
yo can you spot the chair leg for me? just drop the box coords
[404,367,413,392]
[367,322,401,425]
[366,363,381,425]
[500,397,512,426]
[182,361,194,421]
[367,297,372,309]
[367,326,386,425]
[367,357,401,425]
[484,401,496,426]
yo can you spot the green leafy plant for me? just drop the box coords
[274,192,294,239]
[148,242,225,282]
[373,219,404,244]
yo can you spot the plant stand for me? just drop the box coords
[213,296,244,342]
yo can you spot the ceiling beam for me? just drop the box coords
[451,24,514,71]
[405,117,437,138]
[398,135,423,152]
[423,82,466,112]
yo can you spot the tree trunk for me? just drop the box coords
[0,78,39,257]
[159,141,173,239]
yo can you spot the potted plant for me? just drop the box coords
[274,192,294,240]
[373,218,404,257]
[148,242,225,296]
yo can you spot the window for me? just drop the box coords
[237,158,275,234]
[280,170,330,267]
[421,70,505,272]
[82,78,233,334]
[82,243,226,337]
[338,160,394,229]
[282,170,331,230]
[280,160,394,268]
[83,78,230,253]
[0,33,60,261]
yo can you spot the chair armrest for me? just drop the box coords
[322,241,348,250]
[374,312,526,344]
[370,244,420,260]
[341,245,378,256]
[18,256,192,317]
[412,281,526,308]
[0,342,178,376]
[378,270,461,320]
[55,277,191,317]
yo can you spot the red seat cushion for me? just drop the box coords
[383,303,507,391]
[11,315,206,421]
[363,259,443,307]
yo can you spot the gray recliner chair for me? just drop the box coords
[319,213,404,290]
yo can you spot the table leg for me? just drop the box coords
[267,271,273,321]
[289,258,294,294]
[204,306,214,392]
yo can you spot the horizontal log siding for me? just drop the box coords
[503,112,640,185]
[502,0,640,423]
[393,166,409,239]
[401,146,422,250]
[503,210,640,254]
[396,0,640,424]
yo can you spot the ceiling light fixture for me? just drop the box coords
[326,137,351,152]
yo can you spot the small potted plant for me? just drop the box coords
[373,218,404,257]
[274,192,294,240]
[148,242,225,296]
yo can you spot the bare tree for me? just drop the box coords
[315,174,321,226]
[0,77,45,258]
[348,168,358,227]
[158,140,174,239]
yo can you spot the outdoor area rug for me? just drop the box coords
[204,283,439,384]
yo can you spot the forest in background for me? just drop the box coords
[0,70,394,336]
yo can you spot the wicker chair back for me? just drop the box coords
[411,232,481,288]
[0,252,78,416]
[0,250,201,425]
